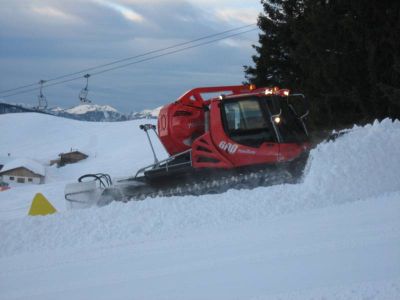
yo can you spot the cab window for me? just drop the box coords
[223,99,267,131]
[222,98,276,147]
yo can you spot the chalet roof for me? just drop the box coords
[59,151,88,157]
[0,158,45,176]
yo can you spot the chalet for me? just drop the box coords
[51,150,88,167]
[0,159,45,185]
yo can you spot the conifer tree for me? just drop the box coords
[245,0,400,129]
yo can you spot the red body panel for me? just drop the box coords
[191,132,233,169]
[158,85,255,156]
[158,103,204,155]
[157,85,308,169]
[176,85,254,107]
[280,143,310,161]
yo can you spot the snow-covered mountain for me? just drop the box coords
[0,101,160,122]
[0,113,399,299]
[50,104,128,122]
[128,105,163,119]
[0,102,46,114]
[51,103,162,122]
[64,104,118,114]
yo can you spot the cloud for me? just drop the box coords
[92,0,145,23]
[0,0,261,111]
[31,6,82,23]
[218,38,253,50]
[215,8,259,24]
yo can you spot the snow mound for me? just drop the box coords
[303,118,400,204]
[0,118,399,257]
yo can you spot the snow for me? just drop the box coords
[64,104,118,114]
[49,106,65,113]
[140,105,163,117]
[0,158,45,176]
[0,113,399,299]
[0,193,399,300]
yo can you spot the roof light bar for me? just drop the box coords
[265,88,273,95]
[264,87,290,96]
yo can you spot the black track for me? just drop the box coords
[98,152,309,205]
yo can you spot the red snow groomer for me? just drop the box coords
[65,85,310,207]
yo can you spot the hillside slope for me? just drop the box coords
[0,113,399,299]
[0,113,166,218]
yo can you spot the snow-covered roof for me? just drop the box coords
[0,158,45,176]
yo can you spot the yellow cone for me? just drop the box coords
[28,193,57,216]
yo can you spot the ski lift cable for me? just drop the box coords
[1,28,258,98]
[91,28,258,76]
[0,23,257,95]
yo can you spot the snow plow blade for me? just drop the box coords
[65,181,102,209]
[64,174,147,209]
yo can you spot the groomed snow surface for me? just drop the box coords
[0,113,399,300]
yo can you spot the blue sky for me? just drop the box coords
[0,0,261,112]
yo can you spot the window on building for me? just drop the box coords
[17,178,25,183]
[28,178,33,182]
[10,176,14,181]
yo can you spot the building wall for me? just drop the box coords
[3,167,38,177]
[59,152,88,166]
[61,152,87,161]
[0,167,44,185]
[1,175,42,185]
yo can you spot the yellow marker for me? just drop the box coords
[28,193,57,216]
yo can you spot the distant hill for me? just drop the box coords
[0,102,161,122]
[0,103,51,115]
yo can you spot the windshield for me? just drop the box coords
[221,96,308,147]
[224,99,267,131]
[267,96,308,143]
